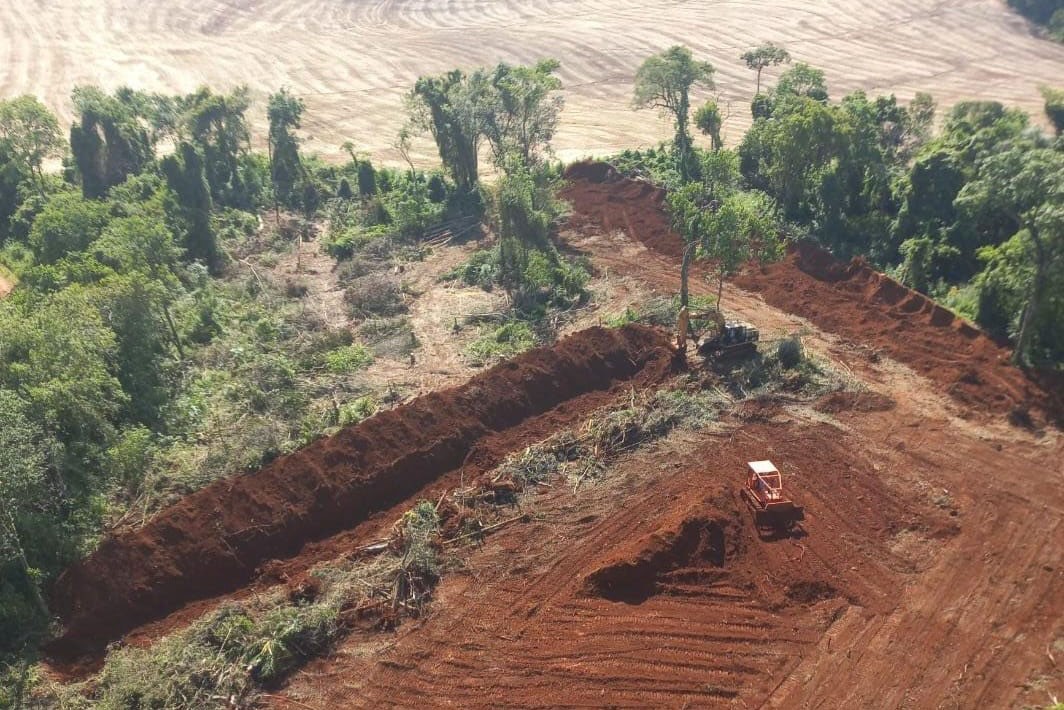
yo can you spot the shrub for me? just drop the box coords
[777,337,803,369]
[465,321,536,364]
[324,344,373,374]
[605,307,640,328]
[344,274,405,319]
[338,396,378,426]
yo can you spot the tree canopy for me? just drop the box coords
[741,42,791,95]
[633,46,715,180]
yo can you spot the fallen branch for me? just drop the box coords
[442,514,527,545]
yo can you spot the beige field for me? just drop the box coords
[2,0,1062,164]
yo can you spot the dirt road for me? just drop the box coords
[3,0,1061,164]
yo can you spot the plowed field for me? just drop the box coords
[3,0,1062,163]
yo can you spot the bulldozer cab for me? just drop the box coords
[747,460,784,502]
[743,460,805,536]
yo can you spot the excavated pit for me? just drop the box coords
[49,324,673,658]
[581,512,738,604]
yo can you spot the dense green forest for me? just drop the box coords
[0,42,1061,705]
[1007,0,1064,41]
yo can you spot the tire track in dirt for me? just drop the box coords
[278,421,935,708]
[553,177,1063,708]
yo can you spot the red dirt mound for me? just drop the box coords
[560,160,682,259]
[49,325,672,657]
[735,242,1063,424]
[561,163,1060,425]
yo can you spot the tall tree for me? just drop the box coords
[0,389,53,621]
[694,100,724,151]
[180,86,253,208]
[956,146,1064,364]
[483,59,565,168]
[267,88,306,212]
[632,46,715,181]
[741,43,791,96]
[0,96,64,193]
[668,151,783,309]
[1041,86,1064,135]
[161,142,220,273]
[408,69,491,195]
[774,63,828,103]
[69,87,154,199]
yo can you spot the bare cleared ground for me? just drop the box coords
[3,0,1062,165]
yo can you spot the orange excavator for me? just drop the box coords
[741,460,804,534]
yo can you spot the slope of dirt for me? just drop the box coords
[277,420,944,708]
[563,163,1062,425]
[561,161,681,259]
[735,241,1064,424]
[49,325,673,658]
[5,0,1063,163]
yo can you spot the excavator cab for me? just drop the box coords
[719,322,759,347]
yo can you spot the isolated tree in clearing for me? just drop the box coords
[484,59,565,169]
[668,151,784,309]
[741,42,791,96]
[633,46,715,181]
[694,100,724,151]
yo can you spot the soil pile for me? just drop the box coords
[50,325,672,657]
[561,163,1060,424]
[560,160,682,258]
[735,242,1063,423]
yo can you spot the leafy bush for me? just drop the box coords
[604,307,640,328]
[324,344,373,374]
[465,321,536,364]
[777,337,804,369]
[338,395,378,426]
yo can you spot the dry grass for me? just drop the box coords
[2,0,1061,167]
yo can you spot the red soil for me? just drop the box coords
[280,420,946,707]
[563,161,1062,425]
[561,161,681,259]
[735,242,1064,424]
[48,324,674,658]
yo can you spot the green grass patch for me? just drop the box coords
[465,321,536,365]
[338,395,378,426]
[324,344,374,374]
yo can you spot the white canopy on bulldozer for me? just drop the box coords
[748,460,779,476]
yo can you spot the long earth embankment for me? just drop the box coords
[50,324,673,656]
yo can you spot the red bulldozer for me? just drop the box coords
[741,460,804,534]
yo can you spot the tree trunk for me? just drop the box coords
[755,67,763,96]
[163,304,184,360]
[1012,258,1046,366]
[717,266,725,312]
[2,509,48,618]
[1013,240,1046,366]
[680,242,695,309]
